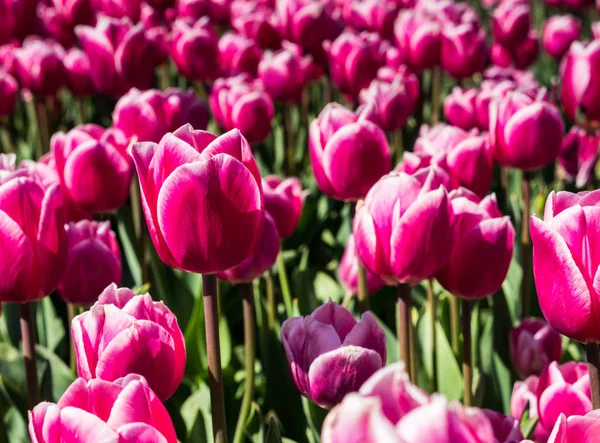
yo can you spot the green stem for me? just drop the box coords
[428,280,438,392]
[67,302,78,373]
[0,117,14,154]
[521,172,533,318]
[233,283,256,443]
[431,67,442,125]
[277,252,293,318]
[34,99,49,157]
[397,283,412,380]
[587,343,600,409]
[76,98,86,125]
[394,129,404,165]
[462,298,473,407]
[450,296,460,356]
[130,179,148,284]
[284,107,295,176]
[20,303,40,408]
[356,260,370,313]
[266,271,276,330]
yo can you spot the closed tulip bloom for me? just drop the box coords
[95,0,141,21]
[209,75,274,144]
[263,175,304,238]
[542,15,580,60]
[176,0,212,22]
[353,168,453,284]
[510,318,563,379]
[218,213,279,283]
[394,10,441,71]
[474,80,516,130]
[511,375,540,427]
[63,48,94,96]
[444,87,478,130]
[441,22,487,80]
[29,374,177,443]
[531,189,600,342]
[0,0,34,45]
[0,172,65,303]
[13,38,65,97]
[490,90,564,170]
[281,300,386,408]
[492,1,530,46]
[219,32,262,76]
[342,0,398,39]
[0,69,18,117]
[131,125,264,274]
[561,40,600,123]
[38,0,95,47]
[58,221,121,306]
[548,410,600,443]
[76,17,156,96]
[171,18,220,82]
[558,127,600,189]
[72,284,186,400]
[436,189,515,299]
[52,125,132,213]
[231,1,281,49]
[513,30,540,70]
[310,104,390,201]
[339,234,385,296]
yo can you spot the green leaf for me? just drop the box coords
[219,314,232,370]
[372,313,398,365]
[313,272,344,305]
[180,384,211,443]
[35,298,65,353]
[4,407,28,443]
[265,413,283,443]
[501,257,522,326]
[117,215,141,287]
[37,345,76,402]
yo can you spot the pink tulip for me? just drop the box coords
[353,167,453,284]
[262,175,304,238]
[492,1,530,46]
[548,410,600,443]
[94,0,141,21]
[558,127,600,189]
[177,0,228,25]
[342,0,399,39]
[490,90,564,170]
[38,0,94,47]
[219,32,262,76]
[217,213,280,283]
[482,409,524,443]
[436,189,515,299]
[76,17,156,96]
[209,74,274,144]
[510,318,563,379]
[310,103,390,201]
[0,69,18,117]
[63,48,94,96]
[561,40,600,123]
[512,30,540,69]
[72,284,186,400]
[281,300,386,408]
[441,22,487,80]
[394,10,441,71]
[113,88,209,143]
[339,234,385,296]
[131,125,264,274]
[474,80,516,130]
[170,17,220,82]
[29,374,177,443]
[531,189,600,342]
[358,67,420,132]
[58,221,121,306]
[13,37,65,97]
[0,0,36,45]
[444,87,478,130]
[51,125,132,213]
[231,1,281,49]
[542,15,580,60]
[511,375,540,428]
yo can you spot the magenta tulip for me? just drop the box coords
[0,167,65,303]
[29,375,177,443]
[231,1,281,49]
[513,30,540,69]
[342,0,398,39]
[490,90,564,170]
[170,17,220,82]
[0,0,36,45]
[436,189,515,299]
[38,0,94,47]
[558,127,600,189]
[13,37,65,97]
[444,87,478,130]
[262,175,304,238]
[209,74,274,144]
[52,125,132,213]
[219,32,262,76]
[95,0,141,21]
[394,10,441,71]
[72,284,186,400]
[131,124,264,274]
[511,375,541,434]
[542,15,580,60]
[531,189,600,342]
[63,48,94,96]
[548,410,600,443]
[0,69,18,117]
[353,167,453,284]
[482,409,524,443]
[76,17,156,96]
[281,300,386,408]
[339,234,385,296]
[176,0,212,22]
[474,80,517,130]
[561,40,600,123]
[309,104,390,201]
[113,88,208,143]
[440,22,487,80]
[510,318,563,379]
[58,220,121,306]
[491,1,530,46]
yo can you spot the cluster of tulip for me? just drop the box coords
[4,0,600,441]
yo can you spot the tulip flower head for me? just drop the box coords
[440,21,487,80]
[491,1,531,46]
[561,40,600,124]
[219,31,262,76]
[170,17,220,82]
[63,48,95,96]
[342,0,399,39]
[558,127,600,189]
[510,318,563,379]
[444,87,478,131]
[548,410,600,443]
[13,37,65,97]
[262,175,304,238]
[0,69,18,117]
[542,15,580,60]
[231,0,281,49]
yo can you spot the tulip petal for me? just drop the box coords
[344,312,386,363]
[538,383,592,430]
[59,407,119,442]
[0,209,35,302]
[311,300,357,341]
[29,403,61,443]
[117,423,168,443]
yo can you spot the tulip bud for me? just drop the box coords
[342,0,398,39]
[339,234,385,296]
[58,221,121,306]
[444,87,478,130]
[219,32,262,76]
[394,10,441,71]
[531,190,600,342]
[542,15,580,60]
[113,88,209,143]
[72,284,186,400]
[231,1,281,49]
[558,127,600,189]
[436,189,515,299]
[510,318,563,379]
[0,69,18,117]
[441,22,487,80]
[492,1,530,46]
[170,17,220,82]
[63,48,94,96]
[548,410,600,443]
[262,175,304,238]
[209,75,274,144]
[13,37,65,97]
[131,125,264,274]
[561,40,600,123]
[281,300,386,408]
[28,375,178,443]
[310,104,390,201]
[353,168,453,284]
[490,90,564,170]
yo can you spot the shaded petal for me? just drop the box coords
[344,312,386,363]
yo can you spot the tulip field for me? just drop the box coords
[3,0,600,442]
